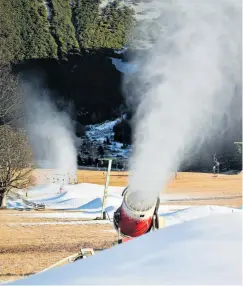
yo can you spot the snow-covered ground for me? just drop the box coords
[11,211,242,285]
[7,182,242,284]
[86,119,119,143]
[43,0,52,20]
[9,183,123,214]
[85,119,131,158]
[110,57,137,74]
[7,183,241,224]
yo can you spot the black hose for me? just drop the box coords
[122,186,129,196]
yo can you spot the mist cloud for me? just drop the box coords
[23,84,78,182]
[125,0,242,206]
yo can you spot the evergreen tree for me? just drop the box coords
[113,119,131,144]
[50,0,79,57]
[73,0,135,50]
[0,0,135,61]
[0,0,58,62]
[98,145,105,157]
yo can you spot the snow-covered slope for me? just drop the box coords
[85,119,131,158]
[7,183,241,224]
[8,183,123,216]
[11,212,242,285]
[161,204,241,227]
[86,119,119,143]
[43,0,52,20]
[110,57,137,74]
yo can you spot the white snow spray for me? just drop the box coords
[23,85,78,184]
[124,0,242,208]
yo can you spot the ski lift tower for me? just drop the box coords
[99,157,114,220]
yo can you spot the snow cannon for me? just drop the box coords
[113,187,160,244]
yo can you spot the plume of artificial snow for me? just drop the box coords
[125,0,241,207]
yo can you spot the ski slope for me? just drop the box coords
[85,119,131,158]
[7,183,241,225]
[8,183,123,218]
[11,212,242,285]
[110,57,137,74]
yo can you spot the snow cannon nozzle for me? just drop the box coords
[113,186,160,244]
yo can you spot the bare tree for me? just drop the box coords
[0,64,23,125]
[0,125,34,207]
[0,64,34,208]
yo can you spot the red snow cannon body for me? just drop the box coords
[113,187,160,244]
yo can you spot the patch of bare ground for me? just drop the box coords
[0,211,116,283]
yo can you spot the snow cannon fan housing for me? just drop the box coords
[113,187,160,242]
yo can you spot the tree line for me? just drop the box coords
[0,0,136,207]
[0,0,136,62]
[0,0,136,144]
[73,0,135,50]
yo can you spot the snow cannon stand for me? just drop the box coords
[113,187,160,244]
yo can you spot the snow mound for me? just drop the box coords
[7,183,241,222]
[7,183,124,216]
[27,183,64,197]
[11,212,242,285]
[75,197,102,210]
[160,205,241,227]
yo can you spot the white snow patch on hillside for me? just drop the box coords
[11,212,242,285]
[114,47,128,55]
[130,1,161,21]
[86,119,131,158]
[86,119,118,142]
[43,0,52,20]
[100,0,114,9]
[110,58,137,74]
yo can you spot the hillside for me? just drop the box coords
[0,0,241,169]
[0,0,138,130]
[0,0,136,62]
